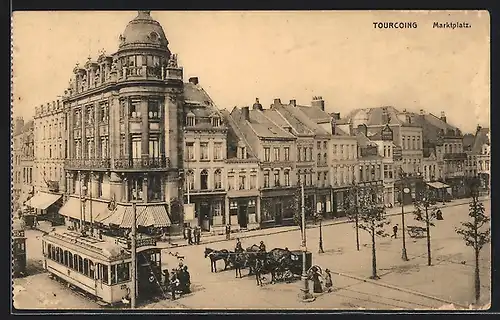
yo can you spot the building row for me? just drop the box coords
[13,11,490,234]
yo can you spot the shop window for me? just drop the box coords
[148,100,160,119]
[213,201,222,216]
[214,169,222,189]
[264,171,270,188]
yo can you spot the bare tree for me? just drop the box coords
[412,189,440,266]
[355,185,390,279]
[455,177,490,305]
[346,181,361,251]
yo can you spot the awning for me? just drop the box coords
[116,205,171,228]
[86,201,113,223]
[59,197,82,220]
[25,192,62,210]
[100,205,127,227]
[427,182,450,189]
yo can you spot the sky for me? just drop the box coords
[12,10,490,133]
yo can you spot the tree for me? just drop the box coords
[345,184,361,251]
[455,178,490,305]
[413,190,440,266]
[356,185,390,279]
[292,185,314,231]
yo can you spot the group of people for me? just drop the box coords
[184,225,202,245]
[309,266,333,294]
[162,262,191,300]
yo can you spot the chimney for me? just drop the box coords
[419,109,425,115]
[273,98,282,106]
[440,111,447,123]
[289,99,296,107]
[188,77,199,85]
[311,96,325,111]
[242,106,250,121]
[332,112,341,120]
[253,98,263,111]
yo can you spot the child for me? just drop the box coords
[324,269,333,292]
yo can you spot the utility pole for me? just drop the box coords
[424,199,432,266]
[401,185,410,261]
[318,214,324,253]
[130,201,137,309]
[300,180,314,302]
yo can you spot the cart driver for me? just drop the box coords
[259,241,266,252]
[235,238,243,253]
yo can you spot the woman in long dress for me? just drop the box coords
[324,269,333,292]
[311,267,323,293]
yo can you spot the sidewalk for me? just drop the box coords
[157,195,489,249]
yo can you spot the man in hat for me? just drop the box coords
[391,224,399,239]
[324,269,333,292]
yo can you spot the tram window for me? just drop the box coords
[42,241,45,255]
[111,265,117,285]
[68,252,73,268]
[89,261,95,279]
[51,246,56,260]
[78,256,83,273]
[117,263,130,282]
[47,244,53,259]
[102,265,109,284]
[57,247,62,264]
[83,259,89,276]
[64,251,69,266]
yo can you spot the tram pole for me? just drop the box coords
[130,201,137,309]
[78,170,83,232]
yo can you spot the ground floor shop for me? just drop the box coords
[24,191,64,226]
[260,188,297,228]
[228,196,259,230]
[445,176,467,199]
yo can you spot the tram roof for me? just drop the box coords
[43,231,132,262]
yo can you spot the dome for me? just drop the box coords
[119,11,169,50]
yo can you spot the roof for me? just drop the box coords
[346,106,405,126]
[462,133,475,151]
[356,132,377,148]
[183,82,227,130]
[410,112,461,142]
[296,105,331,123]
[119,11,169,50]
[247,109,296,139]
[265,107,315,136]
[279,105,332,136]
[220,109,258,159]
[472,127,490,154]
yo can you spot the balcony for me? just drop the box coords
[120,66,183,82]
[65,158,111,170]
[114,157,170,170]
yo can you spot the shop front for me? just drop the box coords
[260,188,296,228]
[445,176,467,199]
[184,193,226,231]
[228,196,259,229]
[315,188,332,218]
[333,187,350,218]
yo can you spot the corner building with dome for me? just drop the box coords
[60,11,188,232]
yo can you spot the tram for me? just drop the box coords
[41,230,163,305]
[12,219,27,278]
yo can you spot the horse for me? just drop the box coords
[228,251,246,278]
[204,247,230,273]
[245,244,263,276]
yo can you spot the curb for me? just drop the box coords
[161,197,489,250]
[331,270,469,309]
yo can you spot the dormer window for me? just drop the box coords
[150,32,159,42]
[212,116,221,127]
[186,113,195,126]
[238,147,247,159]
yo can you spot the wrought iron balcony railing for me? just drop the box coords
[65,158,111,169]
[113,157,170,170]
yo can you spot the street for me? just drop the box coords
[13,199,490,310]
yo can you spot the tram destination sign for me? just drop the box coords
[13,230,25,238]
[136,238,157,248]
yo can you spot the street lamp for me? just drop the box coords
[299,180,315,302]
[422,195,432,266]
[400,186,410,261]
[314,211,324,254]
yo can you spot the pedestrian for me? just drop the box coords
[324,269,333,292]
[311,266,323,293]
[392,224,399,239]
[187,226,193,245]
[259,240,266,252]
[194,226,201,245]
[182,266,191,294]
[235,238,243,253]
[170,271,178,300]
[225,224,231,240]
[183,224,188,240]
[162,268,169,289]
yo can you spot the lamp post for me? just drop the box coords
[422,195,432,266]
[401,186,410,261]
[315,211,324,253]
[300,180,315,302]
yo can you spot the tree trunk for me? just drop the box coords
[371,224,378,279]
[475,246,481,305]
[425,207,432,266]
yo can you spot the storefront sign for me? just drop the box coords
[184,204,195,221]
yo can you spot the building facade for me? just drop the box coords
[60,11,183,231]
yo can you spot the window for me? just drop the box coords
[412,136,416,150]
[75,110,81,127]
[100,103,109,123]
[284,170,290,186]
[317,153,321,165]
[87,139,94,159]
[149,137,160,158]
[333,144,337,157]
[303,147,307,161]
[317,141,321,150]
[214,169,222,189]
[323,171,328,186]
[129,100,141,119]
[284,147,290,161]
[274,148,280,161]
[297,147,302,161]
[130,177,144,200]
[308,147,313,161]
[101,137,109,158]
[264,147,270,162]
[239,175,246,190]
[200,142,209,160]
[340,145,344,158]
[264,171,270,188]
[102,265,109,284]
[86,106,94,124]
[213,200,222,216]
[117,262,130,283]
[148,175,162,201]
[186,115,195,126]
[214,143,223,160]
[148,100,160,119]
[186,170,194,190]
[323,141,327,150]
[250,173,257,189]
[384,146,387,157]
[186,142,194,160]
[274,170,280,186]
[212,116,221,127]
[416,136,421,150]
[131,136,141,159]
[200,170,208,190]
[119,134,126,157]
[238,147,246,159]
[111,265,117,284]
[227,173,234,190]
